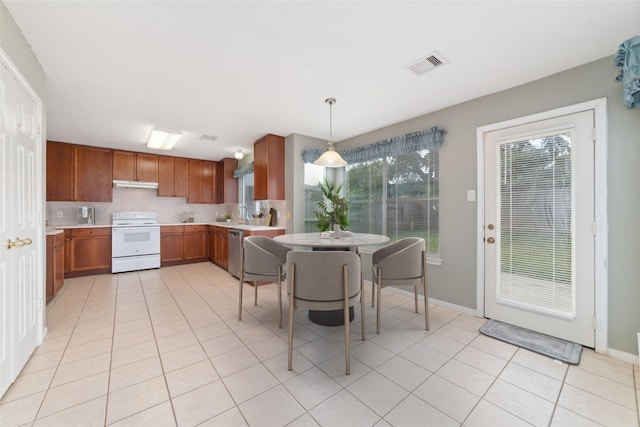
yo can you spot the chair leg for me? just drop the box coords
[376,268,382,334]
[343,264,350,375]
[414,286,418,313]
[254,281,258,306]
[360,272,365,341]
[238,273,244,321]
[288,264,295,371]
[423,251,429,330]
[371,280,375,307]
[277,268,282,329]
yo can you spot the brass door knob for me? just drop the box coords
[486,237,495,244]
[6,237,32,250]
[6,238,25,249]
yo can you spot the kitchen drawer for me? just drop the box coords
[161,225,184,234]
[69,227,112,238]
[184,225,207,232]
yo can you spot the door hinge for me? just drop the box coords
[592,127,596,142]
[592,316,597,330]
[592,222,597,236]
[38,298,43,310]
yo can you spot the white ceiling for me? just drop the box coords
[5,1,640,161]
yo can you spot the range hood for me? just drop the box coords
[112,180,159,189]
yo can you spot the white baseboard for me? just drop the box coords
[368,282,639,365]
[606,346,640,366]
[374,282,477,317]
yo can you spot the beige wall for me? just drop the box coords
[289,56,640,356]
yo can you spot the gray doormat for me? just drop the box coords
[480,320,582,365]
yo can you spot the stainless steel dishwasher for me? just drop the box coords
[227,229,243,278]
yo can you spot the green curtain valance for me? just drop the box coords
[301,126,446,164]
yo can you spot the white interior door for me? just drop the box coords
[483,109,595,347]
[0,51,44,398]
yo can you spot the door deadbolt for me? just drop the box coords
[487,224,495,230]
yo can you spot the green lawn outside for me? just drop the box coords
[501,233,572,284]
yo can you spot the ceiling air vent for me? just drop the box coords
[405,51,448,76]
[199,134,218,142]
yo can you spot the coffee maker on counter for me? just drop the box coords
[77,206,95,225]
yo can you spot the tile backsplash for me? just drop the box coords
[47,187,285,226]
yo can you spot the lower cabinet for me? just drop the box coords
[160,226,185,263]
[185,225,207,260]
[161,225,208,266]
[46,232,64,301]
[65,227,112,277]
[209,225,229,270]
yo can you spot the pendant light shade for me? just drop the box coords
[314,98,347,167]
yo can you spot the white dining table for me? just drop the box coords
[274,232,390,326]
[274,232,389,249]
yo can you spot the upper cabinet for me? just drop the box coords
[254,134,285,200]
[158,156,189,198]
[188,159,217,204]
[47,141,112,202]
[113,150,159,182]
[216,158,238,204]
[46,141,73,201]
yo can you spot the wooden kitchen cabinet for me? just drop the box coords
[113,150,159,182]
[188,160,203,203]
[161,225,207,265]
[158,156,189,198]
[160,226,185,263]
[209,225,229,269]
[174,157,189,197]
[188,159,217,204]
[66,227,112,276]
[216,158,238,204]
[202,161,216,204]
[46,141,73,201]
[74,145,113,202]
[46,232,65,301]
[184,225,207,260]
[47,141,112,202]
[254,134,285,200]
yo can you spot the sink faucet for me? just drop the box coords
[238,205,250,225]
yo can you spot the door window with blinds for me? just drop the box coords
[345,149,440,255]
[498,131,574,316]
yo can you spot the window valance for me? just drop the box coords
[301,126,446,164]
[233,161,254,178]
[614,35,640,109]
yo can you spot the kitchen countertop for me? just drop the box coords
[49,222,285,231]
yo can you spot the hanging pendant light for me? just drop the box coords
[314,98,347,167]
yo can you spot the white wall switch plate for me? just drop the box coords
[467,190,476,202]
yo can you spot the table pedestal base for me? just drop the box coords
[308,307,354,326]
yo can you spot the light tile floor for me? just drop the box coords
[1,262,638,426]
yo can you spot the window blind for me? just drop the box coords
[497,131,574,316]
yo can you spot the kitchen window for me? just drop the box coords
[345,148,440,256]
[302,126,445,259]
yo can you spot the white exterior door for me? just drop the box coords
[0,50,44,398]
[482,109,596,348]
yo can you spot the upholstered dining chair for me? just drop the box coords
[371,237,428,334]
[286,250,364,374]
[239,235,291,328]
